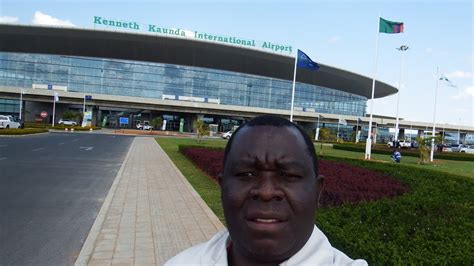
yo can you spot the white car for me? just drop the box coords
[137,123,152,130]
[58,119,77,126]
[0,115,21,129]
[460,145,474,154]
[222,131,233,139]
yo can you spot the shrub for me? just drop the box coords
[333,144,474,162]
[50,125,101,131]
[0,128,48,135]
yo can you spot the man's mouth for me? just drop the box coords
[252,218,281,223]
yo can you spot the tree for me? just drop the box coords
[62,110,78,120]
[193,120,208,142]
[318,127,332,155]
[151,117,163,130]
[416,135,443,164]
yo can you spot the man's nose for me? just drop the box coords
[249,174,284,201]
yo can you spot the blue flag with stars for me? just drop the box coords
[297,49,320,70]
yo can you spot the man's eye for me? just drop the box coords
[280,172,301,181]
[236,172,256,179]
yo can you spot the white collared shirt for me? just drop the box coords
[165,225,368,265]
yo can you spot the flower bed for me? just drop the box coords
[179,145,409,207]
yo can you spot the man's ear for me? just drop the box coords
[315,174,325,207]
[218,173,223,187]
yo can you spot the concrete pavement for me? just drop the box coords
[76,137,225,265]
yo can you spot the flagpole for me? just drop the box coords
[365,14,381,160]
[395,45,408,141]
[430,67,440,162]
[337,119,340,142]
[290,50,298,122]
[52,93,56,127]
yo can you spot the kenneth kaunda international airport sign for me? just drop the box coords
[93,16,293,54]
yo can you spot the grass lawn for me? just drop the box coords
[156,137,473,264]
[316,143,474,178]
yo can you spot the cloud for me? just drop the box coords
[425,47,433,53]
[446,70,472,79]
[451,86,474,100]
[455,108,469,113]
[466,86,474,96]
[32,11,75,27]
[0,16,19,23]
[328,36,342,43]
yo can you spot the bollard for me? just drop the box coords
[65,128,68,132]
[89,128,93,131]
[71,128,75,132]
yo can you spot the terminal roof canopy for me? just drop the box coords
[0,24,397,99]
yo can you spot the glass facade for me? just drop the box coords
[0,52,366,117]
[0,98,19,115]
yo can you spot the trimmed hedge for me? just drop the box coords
[0,128,48,135]
[23,123,102,131]
[333,144,474,162]
[23,123,49,129]
[316,155,473,265]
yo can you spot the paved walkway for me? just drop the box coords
[75,137,225,265]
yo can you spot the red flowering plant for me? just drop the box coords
[180,146,409,207]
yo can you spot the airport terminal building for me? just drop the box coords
[1,24,472,143]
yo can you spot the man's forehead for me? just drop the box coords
[230,125,307,154]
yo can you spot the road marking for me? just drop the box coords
[79,146,94,151]
[58,142,65,145]
[32,148,45,152]
[0,157,6,161]
[72,139,79,142]
[0,145,7,148]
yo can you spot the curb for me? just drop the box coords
[0,132,50,137]
[74,137,135,265]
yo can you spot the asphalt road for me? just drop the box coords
[0,132,134,265]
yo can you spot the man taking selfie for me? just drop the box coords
[166,115,367,265]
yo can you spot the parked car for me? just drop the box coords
[449,144,467,152]
[460,145,474,154]
[222,131,233,139]
[136,122,152,130]
[58,119,77,126]
[387,140,411,149]
[0,115,21,129]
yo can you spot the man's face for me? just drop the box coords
[220,125,322,263]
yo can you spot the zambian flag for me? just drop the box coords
[379,17,404,34]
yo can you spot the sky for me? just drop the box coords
[1,0,473,127]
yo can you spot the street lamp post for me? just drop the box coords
[394,45,409,142]
[19,89,24,121]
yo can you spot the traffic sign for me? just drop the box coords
[85,95,92,100]
[40,111,48,118]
